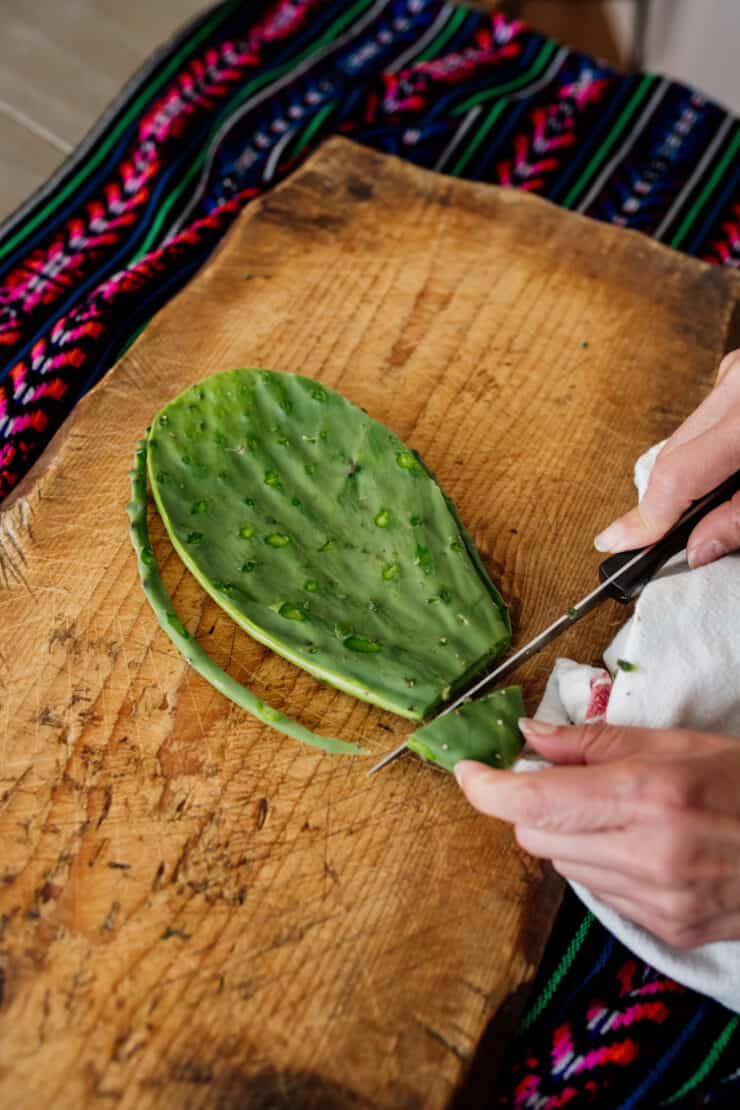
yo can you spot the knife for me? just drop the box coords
[368,469,740,776]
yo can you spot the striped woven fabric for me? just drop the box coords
[1,2,738,1103]
[2,0,739,500]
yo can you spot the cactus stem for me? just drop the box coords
[127,439,366,756]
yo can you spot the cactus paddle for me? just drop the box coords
[130,368,514,759]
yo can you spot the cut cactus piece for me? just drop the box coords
[128,440,367,756]
[146,368,511,721]
[407,687,524,773]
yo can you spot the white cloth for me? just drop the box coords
[518,443,740,1013]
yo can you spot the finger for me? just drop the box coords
[518,719,706,765]
[677,912,740,946]
[594,401,740,552]
[687,491,740,567]
[583,890,703,948]
[716,348,740,386]
[595,350,740,552]
[515,811,740,882]
[556,865,707,935]
[589,891,740,947]
[516,731,740,818]
[454,760,649,832]
[457,744,740,831]
[552,859,738,928]
[554,857,675,898]
[554,856,710,919]
[659,351,740,456]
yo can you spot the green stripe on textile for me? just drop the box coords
[135,151,208,259]
[0,0,242,266]
[561,74,654,209]
[415,5,468,63]
[516,912,594,1034]
[451,100,508,177]
[661,1015,739,1104]
[670,126,740,249]
[292,101,337,157]
[452,39,557,116]
[132,0,374,260]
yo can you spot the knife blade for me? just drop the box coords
[367,468,740,776]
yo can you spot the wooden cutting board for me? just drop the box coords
[1,139,738,1109]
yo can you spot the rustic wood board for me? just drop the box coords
[1,139,738,1109]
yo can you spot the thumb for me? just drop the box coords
[687,490,740,568]
[594,413,740,553]
[518,719,696,763]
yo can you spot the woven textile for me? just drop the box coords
[2,0,739,499]
[1,2,739,1103]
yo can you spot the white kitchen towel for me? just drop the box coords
[518,443,740,1014]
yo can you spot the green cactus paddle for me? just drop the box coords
[130,367,515,760]
[128,439,366,755]
[407,687,524,773]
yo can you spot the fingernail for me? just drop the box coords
[687,539,728,569]
[594,523,622,552]
[454,761,470,787]
[518,717,555,737]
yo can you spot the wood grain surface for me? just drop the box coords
[1,139,738,1109]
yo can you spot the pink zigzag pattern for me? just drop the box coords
[497,70,611,192]
[0,0,322,354]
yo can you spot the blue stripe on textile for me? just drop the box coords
[687,161,740,254]
[465,97,529,181]
[616,1004,709,1110]
[548,76,636,203]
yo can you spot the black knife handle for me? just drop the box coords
[598,470,740,604]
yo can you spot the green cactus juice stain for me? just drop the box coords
[344,636,382,653]
[265,533,290,547]
[279,603,307,622]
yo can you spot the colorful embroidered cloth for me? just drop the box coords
[2,1,738,1103]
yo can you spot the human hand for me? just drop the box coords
[594,348,740,568]
[455,718,740,948]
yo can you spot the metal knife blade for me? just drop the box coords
[367,468,740,777]
[366,549,642,777]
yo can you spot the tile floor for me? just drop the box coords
[0,0,206,221]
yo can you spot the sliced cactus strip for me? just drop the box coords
[146,368,511,722]
[128,440,367,756]
[407,687,524,774]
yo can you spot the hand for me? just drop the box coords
[594,348,740,568]
[455,718,740,948]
